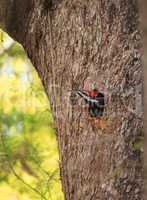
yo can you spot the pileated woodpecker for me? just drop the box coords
[77,89,105,118]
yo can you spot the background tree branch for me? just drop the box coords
[0,0,33,43]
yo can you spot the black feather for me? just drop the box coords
[88,93,104,118]
[77,90,105,118]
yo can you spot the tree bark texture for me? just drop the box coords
[0,0,143,200]
[138,1,147,200]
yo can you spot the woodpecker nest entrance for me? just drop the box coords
[76,89,106,129]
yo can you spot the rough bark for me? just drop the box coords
[138,1,147,199]
[0,0,143,200]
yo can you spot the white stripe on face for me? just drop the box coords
[77,91,102,103]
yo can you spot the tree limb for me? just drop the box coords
[0,0,33,44]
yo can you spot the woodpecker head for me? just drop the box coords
[76,88,105,118]
[86,89,99,97]
[77,89,101,101]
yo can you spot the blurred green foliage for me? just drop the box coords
[0,30,64,200]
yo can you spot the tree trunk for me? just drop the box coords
[139,1,147,200]
[0,0,143,199]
